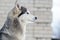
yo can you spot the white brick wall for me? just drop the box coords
[0,0,52,40]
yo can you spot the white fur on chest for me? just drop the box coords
[15,26,26,40]
[16,20,27,40]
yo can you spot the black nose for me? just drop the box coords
[35,17,37,20]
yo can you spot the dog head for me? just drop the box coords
[13,2,37,23]
[18,6,37,23]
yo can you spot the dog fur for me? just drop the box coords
[0,3,24,40]
[0,2,37,40]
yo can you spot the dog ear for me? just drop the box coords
[16,4,19,8]
[15,0,20,8]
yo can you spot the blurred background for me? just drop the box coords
[0,0,52,40]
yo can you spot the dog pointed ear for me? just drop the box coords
[15,0,20,8]
[16,4,19,8]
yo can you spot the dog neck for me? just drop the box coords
[19,20,28,40]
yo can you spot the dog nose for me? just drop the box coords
[35,17,37,20]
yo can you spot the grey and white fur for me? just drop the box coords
[0,1,37,40]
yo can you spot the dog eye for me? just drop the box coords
[27,12,29,14]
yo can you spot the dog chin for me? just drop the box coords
[26,20,35,23]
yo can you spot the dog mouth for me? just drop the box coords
[27,19,36,23]
[25,17,37,23]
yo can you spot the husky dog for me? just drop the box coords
[0,1,37,40]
